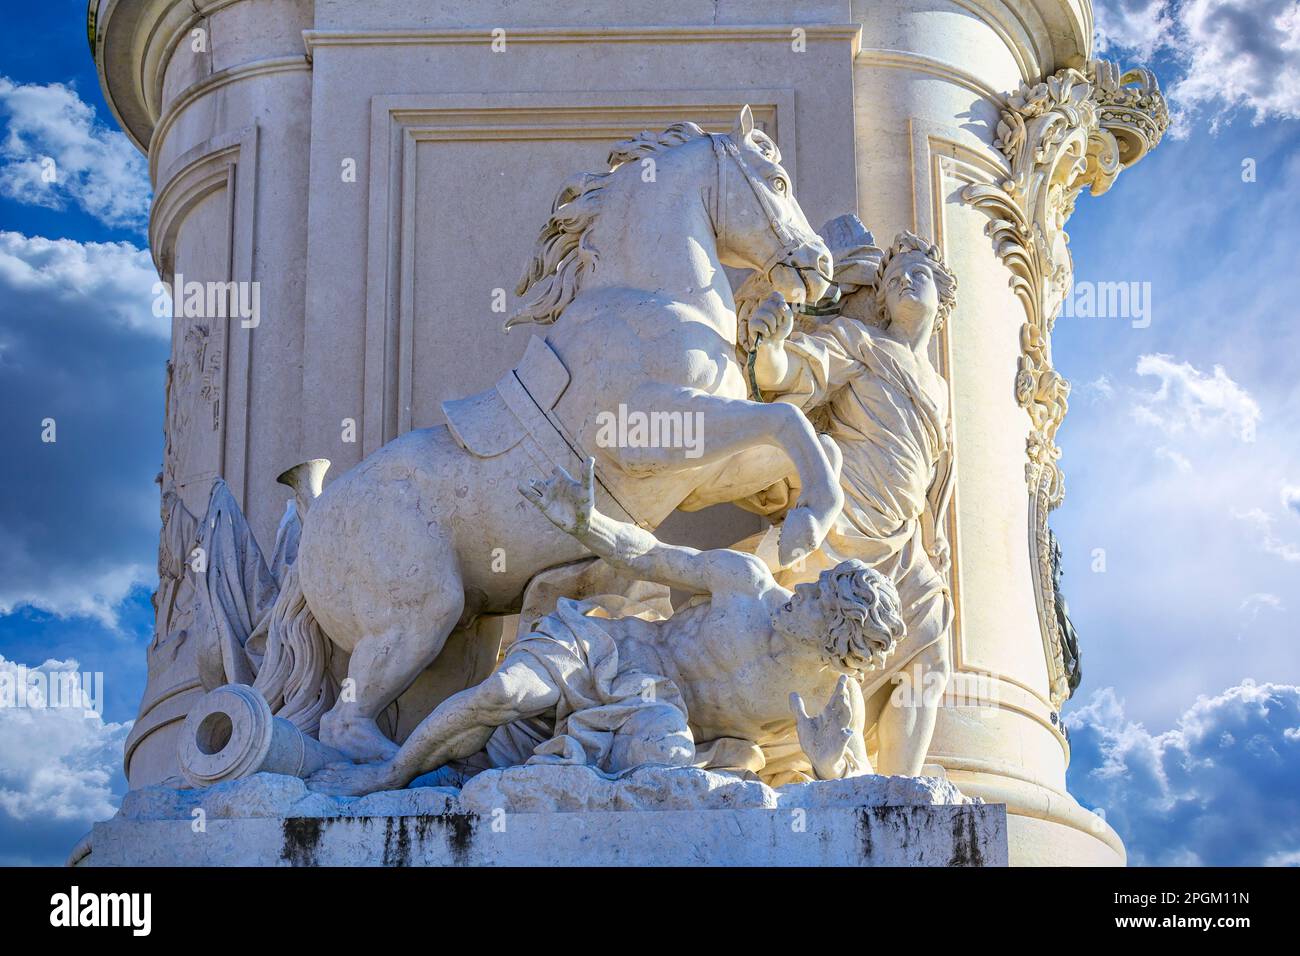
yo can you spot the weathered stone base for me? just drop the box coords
[87,805,1004,866]
[79,766,1008,867]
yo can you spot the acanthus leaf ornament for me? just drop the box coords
[962,60,1169,709]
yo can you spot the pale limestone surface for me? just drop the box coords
[291,109,842,766]
[115,766,976,820]
[303,461,901,798]
[82,767,1004,867]
[92,0,1169,866]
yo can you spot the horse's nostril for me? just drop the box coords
[818,253,832,277]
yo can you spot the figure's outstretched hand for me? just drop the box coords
[791,674,869,780]
[518,457,596,535]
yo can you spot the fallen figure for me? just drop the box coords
[307,458,905,797]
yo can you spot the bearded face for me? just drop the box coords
[771,581,826,643]
[771,561,907,675]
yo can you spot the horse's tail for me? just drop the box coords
[252,561,336,736]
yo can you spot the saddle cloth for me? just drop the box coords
[442,335,644,527]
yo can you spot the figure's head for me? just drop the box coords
[873,232,957,335]
[771,560,906,675]
[713,106,832,306]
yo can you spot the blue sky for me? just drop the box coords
[0,0,1297,866]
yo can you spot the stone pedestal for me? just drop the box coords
[79,768,1007,867]
[88,806,1006,867]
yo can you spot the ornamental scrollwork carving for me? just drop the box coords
[962,60,1169,709]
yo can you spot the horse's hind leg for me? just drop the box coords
[319,573,467,764]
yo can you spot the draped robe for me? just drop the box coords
[773,316,954,699]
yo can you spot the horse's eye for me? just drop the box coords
[771,177,789,195]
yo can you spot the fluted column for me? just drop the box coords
[93,0,314,786]
[849,0,1168,864]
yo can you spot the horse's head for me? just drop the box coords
[711,106,833,306]
[509,110,833,328]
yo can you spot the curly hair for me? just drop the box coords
[816,559,907,675]
[873,231,958,333]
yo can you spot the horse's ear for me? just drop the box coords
[732,104,754,140]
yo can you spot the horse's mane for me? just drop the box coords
[506,122,708,329]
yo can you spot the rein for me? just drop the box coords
[743,285,841,402]
[709,133,839,402]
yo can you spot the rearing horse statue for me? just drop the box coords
[289,106,842,762]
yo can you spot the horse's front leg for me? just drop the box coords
[677,443,795,512]
[605,385,842,565]
[678,433,842,512]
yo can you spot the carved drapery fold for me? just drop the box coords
[962,60,1169,709]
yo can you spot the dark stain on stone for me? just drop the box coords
[947,806,984,867]
[282,811,483,866]
[422,811,478,866]
[382,816,413,867]
[365,812,479,866]
[854,807,874,862]
[895,807,916,851]
[280,817,325,867]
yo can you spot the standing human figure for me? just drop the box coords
[746,224,958,776]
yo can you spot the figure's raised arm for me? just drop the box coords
[744,295,863,406]
[519,459,772,596]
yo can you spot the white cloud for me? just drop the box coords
[1239,592,1284,614]
[1094,0,1300,128]
[1172,0,1300,126]
[0,655,129,864]
[1067,680,1300,865]
[1131,353,1260,441]
[0,231,165,339]
[0,232,165,627]
[1238,592,1285,638]
[1076,374,1116,404]
[0,521,152,627]
[1282,484,1300,518]
[0,77,150,232]
[1095,0,1175,62]
[1232,507,1300,562]
[1154,444,1193,472]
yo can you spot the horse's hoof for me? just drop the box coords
[779,507,820,567]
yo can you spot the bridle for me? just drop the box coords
[709,133,839,401]
[709,133,811,282]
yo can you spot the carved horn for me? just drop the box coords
[276,459,330,519]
